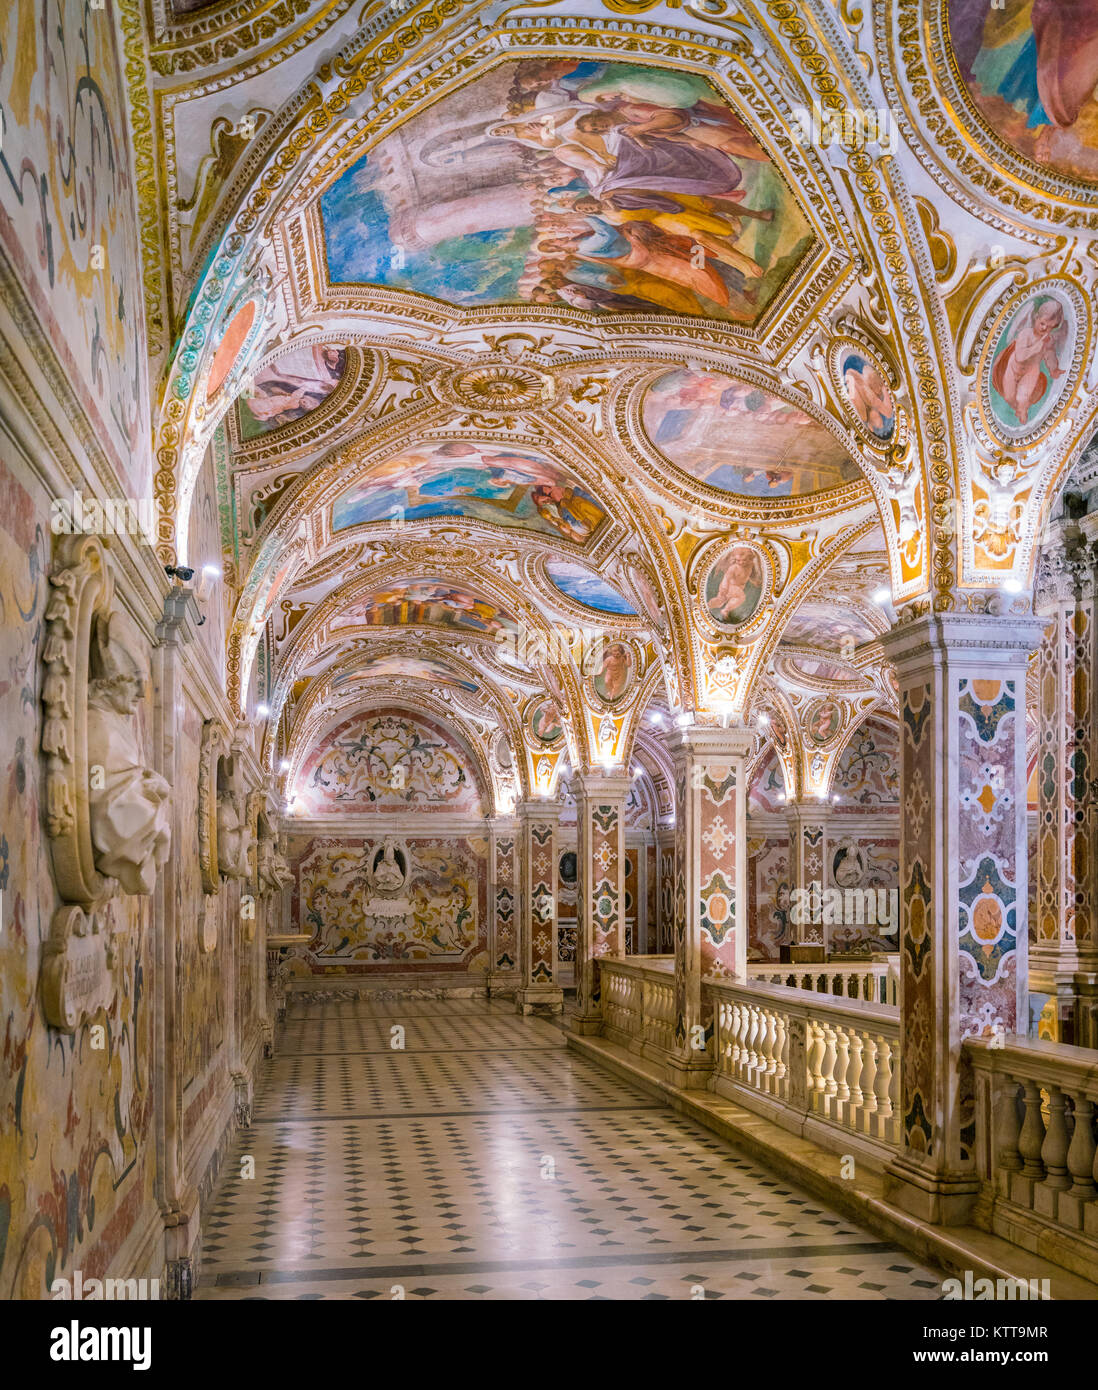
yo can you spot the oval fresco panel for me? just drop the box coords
[642,369,862,497]
[530,697,564,744]
[332,442,607,544]
[704,544,765,626]
[546,560,636,615]
[985,286,1077,436]
[838,350,895,442]
[806,698,843,745]
[238,345,347,438]
[587,640,635,704]
[320,60,814,325]
[948,2,1098,184]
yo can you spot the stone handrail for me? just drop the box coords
[746,957,899,1006]
[601,956,675,1059]
[707,977,900,1162]
[967,1035,1098,1281]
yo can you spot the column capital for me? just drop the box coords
[487,815,519,833]
[517,798,563,824]
[574,769,634,799]
[670,724,755,760]
[879,611,1046,675]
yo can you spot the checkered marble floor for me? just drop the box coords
[195,997,942,1301]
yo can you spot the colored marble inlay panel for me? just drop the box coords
[900,682,934,1157]
[699,761,737,982]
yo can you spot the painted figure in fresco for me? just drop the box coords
[808,700,841,743]
[594,642,632,702]
[531,699,563,742]
[842,354,895,440]
[991,294,1070,426]
[321,59,813,323]
[706,545,763,624]
[86,614,171,895]
[244,346,346,429]
[950,0,1098,180]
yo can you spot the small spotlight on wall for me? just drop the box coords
[832,795,840,804]
[1004,579,1022,594]
[279,759,290,773]
[256,703,270,718]
[758,712,769,726]
[872,587,891,605]
[631,766,642,779]
[649,712,663,726]
[676,713,691,728]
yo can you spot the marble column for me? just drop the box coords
[1032,532,1098,1046]
[668,726,753,1086]
[572,770,631,1033]
[516,801,564,1015]
[786,801,828,959]
[487,816,520,996]
[882,612,1044,1225]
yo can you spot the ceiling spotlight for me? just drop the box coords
[631,766,642,779]
[872,587,891,605]
[675,713,691,728]
[165,565,194,583]
[1003,579,1022,594]
[202,564,221,579]
[758,712,769,726]
[279,759,290,773]
[256,703,270,718]
[832,795,840,803]
[649,712,663,726]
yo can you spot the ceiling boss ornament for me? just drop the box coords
[441,362,557,419]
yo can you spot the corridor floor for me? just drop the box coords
[195,995,943,1301]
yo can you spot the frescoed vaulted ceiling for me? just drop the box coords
[139,0,1098,810]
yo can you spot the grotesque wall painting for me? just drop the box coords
[287,835,488,971]
[294,710,483,816]
[332,442,607,544]
[949,1,1098,182]
[321,60,813,322]
[832,720,902,806]
[237,346,347,438]
[642,369,862,496]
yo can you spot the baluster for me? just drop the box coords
[728,1001,742,1069]
[806,1019,826,1096]
[1041,1086,1071,1190]
[1066,1094,1097,1200]
[997,1077,1023,1173]
[875,1034,894,1119]
[736,1000,752,1077]
[848,1029,865,1112]
[767,1011,783,1084]
[771,1011,787,1090]
[860,1034,878,1116]
[834,1026,851,1106]
[1018,1081,1047,1180]
[819,1021,838,1114]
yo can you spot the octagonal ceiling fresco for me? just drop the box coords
[331,441,607,544]
[641,368,863,497]
[545,559,637,615]
[949,1,1098,182]
[320,59,813,322]
[237,344,347,439]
